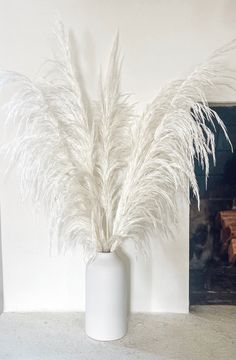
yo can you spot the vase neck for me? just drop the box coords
[96,251,116,257]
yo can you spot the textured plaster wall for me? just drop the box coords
[0,0,236,312]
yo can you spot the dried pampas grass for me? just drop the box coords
[0,20,235,256]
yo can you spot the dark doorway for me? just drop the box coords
[190,106,236,305]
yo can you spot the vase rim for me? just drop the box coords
[96,250,115,254]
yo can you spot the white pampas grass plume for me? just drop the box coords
[111,41,235,252]
[95,34,134,251]
[0,20,235,256]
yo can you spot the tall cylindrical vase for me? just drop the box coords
[85,251,127,341]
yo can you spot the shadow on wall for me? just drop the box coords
[117,249,131,314]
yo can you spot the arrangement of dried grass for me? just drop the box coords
[0,21,235,256]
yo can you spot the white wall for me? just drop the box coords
[0,0,236,313]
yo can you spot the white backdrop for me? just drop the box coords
[0,0,236,313]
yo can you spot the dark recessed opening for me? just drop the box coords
[190,105,236,305]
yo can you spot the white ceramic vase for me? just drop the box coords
[85,251,127,341]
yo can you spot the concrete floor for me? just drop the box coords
[0,306,235,360]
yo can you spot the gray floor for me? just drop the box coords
[0,306,235,360]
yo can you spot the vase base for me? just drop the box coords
[86,329,127,342]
